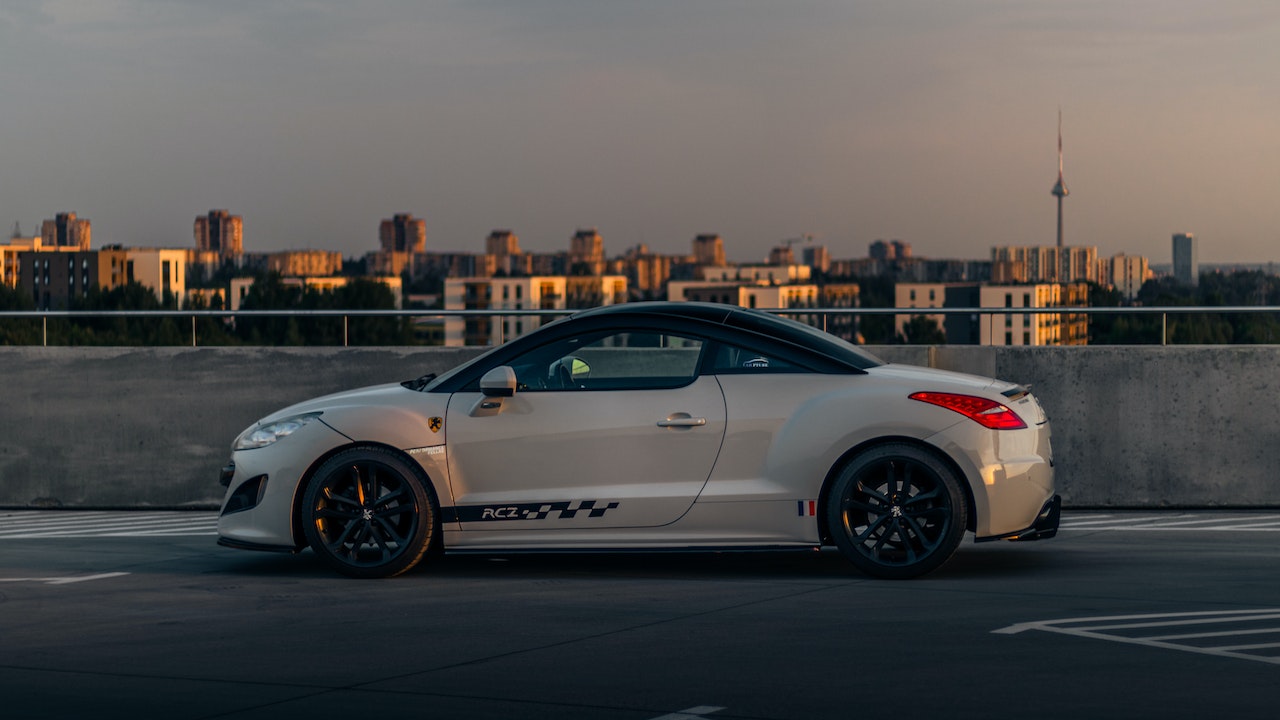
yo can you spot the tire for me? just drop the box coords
[301,446,437,578]
[826,443,967,579]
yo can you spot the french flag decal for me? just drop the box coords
[797,500,817,517]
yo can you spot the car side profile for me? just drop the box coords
[217,302,1059,579]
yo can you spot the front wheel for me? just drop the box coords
[302,446,437,578]
[826,443,967,579]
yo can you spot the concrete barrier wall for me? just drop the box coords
[2,345,1277,509]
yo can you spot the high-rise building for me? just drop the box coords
[1100,254,1151,301]
[193,210,244,256]
[378,213,426,254]
[991,245,1097,284]
[1172,233,1198,286]
[693,234,726,266]
[570,228,604,263]
[768,245,795,266]
[486,229,521,257]
[569,228,605,275]
[802,245,831,274]
[40,212,91,250]
[869,239,912,261]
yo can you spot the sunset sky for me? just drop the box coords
[2,1,1278,264]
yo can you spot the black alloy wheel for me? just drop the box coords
[826,443,967,579]
[302,446,436,578]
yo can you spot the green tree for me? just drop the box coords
[183,290,240,346]
[329,279,415,346]
[857,276,895,343]
[233,273,306,345]
[55,283,186,346]
[898,315,946,344]
[0,284,40,345]
[232,273,416,346]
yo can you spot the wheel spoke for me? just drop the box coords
[327,518,360,554]
[902,485,941,507]
[854,512,892,543]
[373,487,409,510]
[322,487,361,510]
[856,481,891,506]
[846,498,883,515]
[869,523,895,555]
[898,462,914,498]
[372,515,410,545]
[905,505,948,522]
[900,514,933,554]
[316,507,359,521]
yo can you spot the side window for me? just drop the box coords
[508,331,705,391]
[708,342,803,374]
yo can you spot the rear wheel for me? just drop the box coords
[826,443,967,579]
[302,446,436,578]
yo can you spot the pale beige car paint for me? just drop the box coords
[442,376,727,533]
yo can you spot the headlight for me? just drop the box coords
[233,412,323,451]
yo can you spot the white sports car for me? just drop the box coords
[217,302,1059,579]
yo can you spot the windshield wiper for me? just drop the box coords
[401,373,437,392]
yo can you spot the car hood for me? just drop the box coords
[259,382,420,424]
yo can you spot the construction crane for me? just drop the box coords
[768,233,816,265]
[779,233,815,249]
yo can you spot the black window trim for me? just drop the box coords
[430,309,868,394]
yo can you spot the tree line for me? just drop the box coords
[0,274,414,346]
[4,269,1279,346]
[854,270,1280,345]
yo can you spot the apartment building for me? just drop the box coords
[978,283,1089,346]
[16,246,186,309]
[442,275,628,346]
[895,281,1088,345]
[992,245,1098,284]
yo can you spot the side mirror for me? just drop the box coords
[480,366,517,397]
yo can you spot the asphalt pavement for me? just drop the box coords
[1,510,1278,719]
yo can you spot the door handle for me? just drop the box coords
[657,416,706,427]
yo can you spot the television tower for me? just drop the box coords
[1050,109,1069,249]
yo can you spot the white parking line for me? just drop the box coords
[995,609,1280,665]
[1059,513,1280,532]
[649,707,725,720]
[0,511,218,538]
[0,572,130,585]
[1060,515,1191,527]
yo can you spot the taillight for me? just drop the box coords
[909,391,1027,430]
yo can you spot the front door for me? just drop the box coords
[442,330,726,534]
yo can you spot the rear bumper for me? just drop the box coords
[978,494,1060,542]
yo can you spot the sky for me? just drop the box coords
[2,1,1279,265]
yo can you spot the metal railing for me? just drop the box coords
[2,305,1280,347]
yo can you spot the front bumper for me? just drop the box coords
[216,419,351,551]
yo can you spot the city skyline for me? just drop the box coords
[2,2,1278,264]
